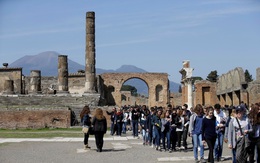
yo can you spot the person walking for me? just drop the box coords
[115,109,123,136]
[92,108,107,152]
[131,106,140,138]
[189,104,206,163]
[80,105,92,150]
[228,105,252,163]
[182,104,191,150]
[202,106,217,163]
[214,103,227,162]
[161,110,171,151]
[176,107,185,150]
[248,103,260,163]
[224,106,237,163]
[170,108,179,152]
[152,108,162,151]
[147,107,156,146]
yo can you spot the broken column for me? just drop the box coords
[29,70,41,94]
[84,11,96,93]
[179,60,194,109]
[57,55,69,94]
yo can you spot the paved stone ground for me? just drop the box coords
[0,133,233,163]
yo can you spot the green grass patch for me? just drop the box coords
[0,128,111,138]
[0,128,82,138]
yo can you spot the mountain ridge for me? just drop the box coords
[9,51,180,93]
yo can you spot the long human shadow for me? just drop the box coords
[92,148,126,152]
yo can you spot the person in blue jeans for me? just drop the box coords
[106,108,116,135]
[131,106,140,138]
[152,109,162,151]
[161,110,171,151]
[189,104,206,163]
[214,103,227,162]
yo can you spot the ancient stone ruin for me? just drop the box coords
[0,11,259,129]
[0,11,171,129]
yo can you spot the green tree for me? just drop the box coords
[121,85,138,96]
[206,70,218,82]
[245,69,253,82]
[191,76,203,84]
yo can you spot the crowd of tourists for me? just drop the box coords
[105,102,260,163]
[80,102,260,163]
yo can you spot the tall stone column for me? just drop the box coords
[58,55,69,94]
[3,80,14,94]
[29,70,41,94]
[187,78,193,109]
[84,11,96,93]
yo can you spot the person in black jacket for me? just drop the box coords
[131,106,140,138]
[106,108,116,135]
[80,105,91,150]
[147,107,156,146]
[92,108,107,152]
[170,107,181,152]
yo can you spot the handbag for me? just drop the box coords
[235,118,250,163]
[82,126,89,134]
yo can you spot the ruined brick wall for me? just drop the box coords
[170,92,182,107]
[24,76,57,94]
[194,80,218,106]
[0,95,100,108]
[68,73,85,94]
[101,73,169,108]
[247,81,260,105]
[0,68,22,94]
[121,91,148,106]
[0,108,71,129]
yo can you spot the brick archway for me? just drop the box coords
[101,73,169,107]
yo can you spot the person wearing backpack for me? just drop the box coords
[92,108,107,152]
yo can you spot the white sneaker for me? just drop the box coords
[198,146,200,151]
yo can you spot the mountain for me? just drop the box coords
[9,51,180,93]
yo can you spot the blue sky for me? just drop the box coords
[0,0,260,83]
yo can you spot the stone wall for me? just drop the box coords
[101,72,169,107]
[170,92,182,107]
[0,108,71,129]
[0,95,100,108]
[194,80,218,106]
[216,67,245,95]
[0,68,22,94]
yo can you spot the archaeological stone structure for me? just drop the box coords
[1,10,259,129]
[192,67,260,107]
[179,60,194,108]
[84,11,96,94]
[100,73,170,107]
[57,55,69,94]
[0,11,171,129]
